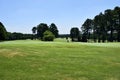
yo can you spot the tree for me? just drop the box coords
[114,6,120,42]
[82,6,120,42]
[70,27,80,41]
[49,23,59,38]
[98,13,106,42]
[0,22,7,41]
[32,27,37,40]
[32,27,37,34]
[92,20,97,42]
[105,9,115,42]
[6,32,33,40]
[43,30,55,41]
[37,23,49,39]
[81,19,93,42]
[94,13,106,42]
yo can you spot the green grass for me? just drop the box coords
[0,40,120,80]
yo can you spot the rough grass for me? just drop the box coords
[0,40,120,80]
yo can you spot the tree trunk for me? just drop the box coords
[102,34,105,43]
[110,27,113,42]
[93,30,97,42]
[117,30,120,42]
[98,33,101,43]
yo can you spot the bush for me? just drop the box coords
[43,30,55,41]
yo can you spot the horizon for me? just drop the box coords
[0,0,120,34]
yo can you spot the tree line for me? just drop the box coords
[70,6,120,42]
[0,22,59,41]
[0,22,33,41]
[0,6,120,42]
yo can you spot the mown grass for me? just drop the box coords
[0,40,120,80]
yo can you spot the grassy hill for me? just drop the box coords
[0,40,120,80]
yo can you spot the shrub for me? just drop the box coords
[43,30,55,41]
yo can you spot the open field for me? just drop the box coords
[0,40,120,80]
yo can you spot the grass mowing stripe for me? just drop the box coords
[0,40,120,80]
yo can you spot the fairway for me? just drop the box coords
[0,40,120,80]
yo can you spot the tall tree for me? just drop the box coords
[99,13,106,42]
[82,6,120,42]
[70,27,80,41]
[94,14,101,42]
[0,22,7,41]
[81,18,93,41]
[92,20,97,42]
[114,6,120,42]
[37,23,49,39]
[49,23,59,38]
[105,9,114,42]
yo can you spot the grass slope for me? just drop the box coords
[0,40,120,80]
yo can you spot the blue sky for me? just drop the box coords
[0,0,120,34]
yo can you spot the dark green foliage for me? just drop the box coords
[37,23,49,39]
[32,23,59,40]
[59,34,70,38]
[81,6,120,42]
[49,23,59,38]
[43,30,55,41]
[32,27,37,40]
[32,27,37,34]
[81,19,93,42]
[105,9,114,42]
[81,33,87,42]
[70,27,80,41]
[95,13,106,42]
[6,32,33,40]
[114,6,120,42]
[0,22,7,41]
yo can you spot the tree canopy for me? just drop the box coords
[81,6,120,42]
[70,27,81,41]
[37,23,49,39]
[0,22,7,41]
[49,23,59,38]
[32,23,59,41]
